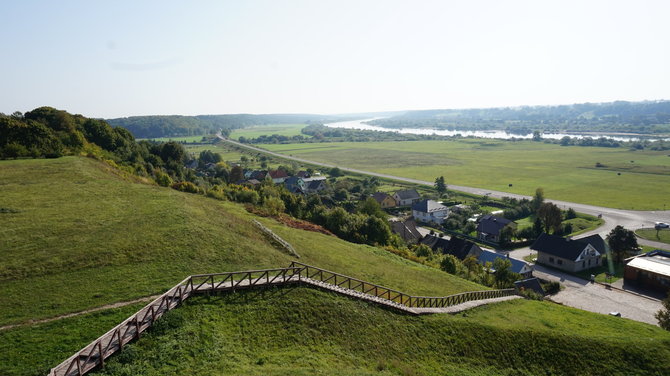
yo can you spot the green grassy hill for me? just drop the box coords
[1,157,669,376]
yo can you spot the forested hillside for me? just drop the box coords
[370,100,670,134]
[107,113,347,138]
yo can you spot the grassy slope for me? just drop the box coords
[261,139,670,210]
[0,157,481,327]
[82,289,670,376]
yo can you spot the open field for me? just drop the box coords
[230,123,307,139]
[78,289,670,376]
[636,228,670,245]
[139,135,208,142]
[261,139,670,210]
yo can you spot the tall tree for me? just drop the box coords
[531,187,545,211]
[434,176,447,197]
[537,202,562,233]
[606,225,639,264]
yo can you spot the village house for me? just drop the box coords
[421,235,482,260]
[305,179,327,194]
[393,189,421,206]
[478,250,533,278]
[390,219,423,244]
[624,250,670,293]
[531,233,604,273]
[268,169,289,184]
[283,176,306,194]
[476,215,516,243]
[412,199,449,224]
[372,192,397,209]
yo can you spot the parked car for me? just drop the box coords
[655,222,669,229]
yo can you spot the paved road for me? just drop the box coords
[530,264,662,325]
[219,136,670,246]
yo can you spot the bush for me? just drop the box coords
[542,281,561,295]
[154,170,173,187]
[171,181,201,194]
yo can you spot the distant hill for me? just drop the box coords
[106,113,350,139]
[370,100,670,134]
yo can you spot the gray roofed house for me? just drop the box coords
[531,233,604,273]
[306,179,327,193]
[390,219,422,244]
[412,199,449,224]
[420,234,451,254]
[478,250,533,277]
[393,189,421,206]
[476,215,516,243]
[420,235,481,260]
[284,176,306,194]
[372,192,397,208]
[514,278,545,295]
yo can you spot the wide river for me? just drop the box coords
[324,118,669,142]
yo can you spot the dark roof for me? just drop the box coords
[395,189,420,200]
[514,278,545,295]
[250,170,267,180]
[296,171,310,178]
[478,250,531,274]
[443,237,482,260]
[372,192,392,204]
[269,170,288,179]
[411,199,448,213]
[307,180,325,189]
[477,215,514,235]
[390,220,422,243]
[420,234,450,253]
[576,234,606,254]
[530,233,598,261]
[284,176,304,187]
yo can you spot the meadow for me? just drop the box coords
[229,123,308,139]
[261,139,670,210]
[636,229,670,245]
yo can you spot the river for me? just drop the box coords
[324,118,670,142]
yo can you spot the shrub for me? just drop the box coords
[154,170,173,187]
[171,181,201,194]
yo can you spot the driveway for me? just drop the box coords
[531,264,662,325]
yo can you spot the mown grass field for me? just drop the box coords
[80,289,670,376]
[636,229,670,245]
[230,123,307,139]
[261,139,670,210]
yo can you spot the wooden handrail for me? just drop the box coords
[49,264,518,376]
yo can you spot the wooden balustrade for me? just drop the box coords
[49,263,518,376]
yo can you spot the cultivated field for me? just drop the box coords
[262,139,670,210]
[230,123,307,139]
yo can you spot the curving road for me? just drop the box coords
[218,135,670,248]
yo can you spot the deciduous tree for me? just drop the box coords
[606,225,639,264]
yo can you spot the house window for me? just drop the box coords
[588,259,591,266]
[549,257,554,263]
[582,261,585,268]
[557,259,563,265]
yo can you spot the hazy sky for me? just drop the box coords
[2,0,669,118]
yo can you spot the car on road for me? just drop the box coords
[609,312,622,317]
[655,222,669,229]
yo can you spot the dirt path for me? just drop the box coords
[0,294,162,331]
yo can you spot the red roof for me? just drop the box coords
[269,170,289,179]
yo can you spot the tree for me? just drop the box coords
[607,225,639,264]
[656,293,670,331]
[492,257,519,288]
[229,165,244,183]
[434,176,447,197]
[537,202,562,234]
[440,254,460,274]
[531,188,545,211]
[565,208,577,220]
[532,130,542,141]
[357,197,386,220]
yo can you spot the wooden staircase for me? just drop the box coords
[48,262,518,376]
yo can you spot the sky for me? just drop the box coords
[1,0,669,118]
